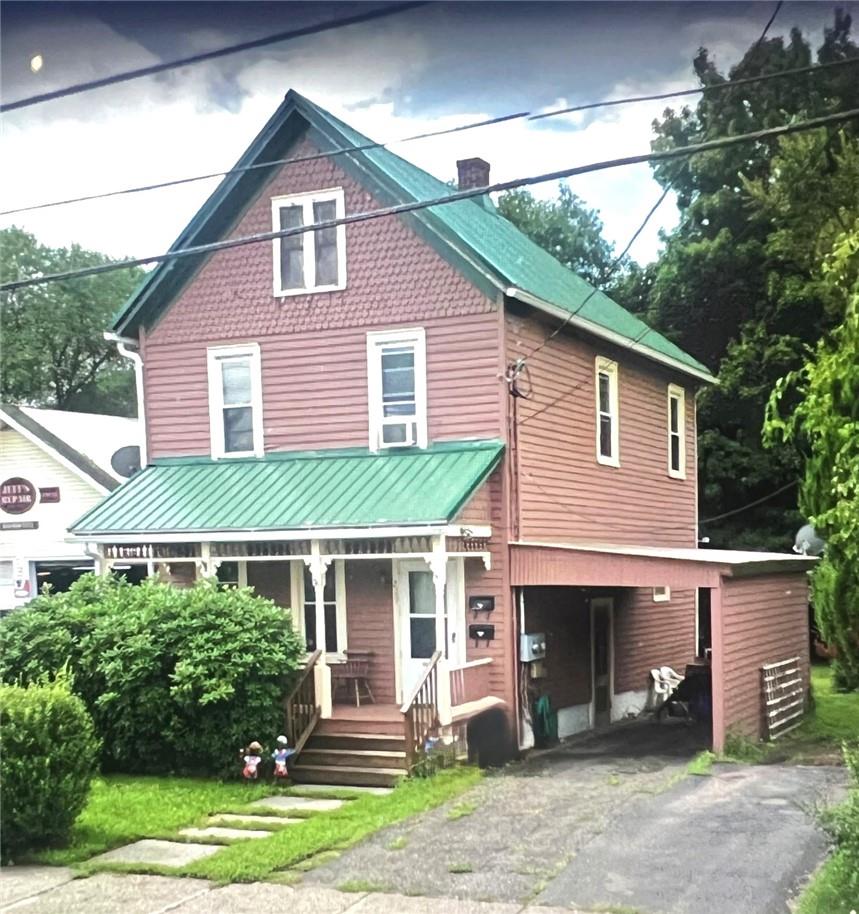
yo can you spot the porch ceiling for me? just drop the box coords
[70,439,503,538]
[510,541,816,589]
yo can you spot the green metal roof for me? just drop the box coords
[70,439,503,537]
[113,91,713,382]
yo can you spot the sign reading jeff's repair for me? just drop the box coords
[0,477,36,514]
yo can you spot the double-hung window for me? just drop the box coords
[667,384,686,478]
[595,357,620,466]
[207,344,264,458]
[293,561,347,655]
[367,328,427,450]
[272,188,346,295]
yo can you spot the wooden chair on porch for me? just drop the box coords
[331,649,376,707]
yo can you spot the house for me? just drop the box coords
[0,405,140,610]
[69,91,815,785]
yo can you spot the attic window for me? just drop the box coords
[272,188,346,295]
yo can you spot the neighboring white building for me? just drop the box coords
[0,405,140,611]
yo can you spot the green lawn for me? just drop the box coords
[32,776,275,865]
[34,766,481,883]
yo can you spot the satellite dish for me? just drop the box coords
[111,445,141,478]
[794,523,825,556]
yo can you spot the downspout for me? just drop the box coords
[104,332,147,467]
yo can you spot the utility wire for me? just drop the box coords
[3,56,857,217]
[756,1,784,48]
[3,105,857,294]
[0,3,426,114]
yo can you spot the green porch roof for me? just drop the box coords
[70,439,503,537]
[113,91,713,383]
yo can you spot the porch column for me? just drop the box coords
[428,535,448,660]
[305,540,333,718]
[304,540,332,655]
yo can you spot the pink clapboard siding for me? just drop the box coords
[141,136,502,459]
[715,572,810,746]
[506,309,698,548]
[613,588,696,695]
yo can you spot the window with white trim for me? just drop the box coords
[652,586,671,602]
[668,384,686,478]
[367,328,427,450]
[595,357,619,466]
[272,188,346,295]
[294,561,347,655]
[207,344,264,459]
[216,561,247,589]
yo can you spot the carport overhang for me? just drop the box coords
[510,541,815,588]
[510,542,817,753]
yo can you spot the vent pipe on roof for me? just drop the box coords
[457,157,490,190]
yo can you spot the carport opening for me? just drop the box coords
[519,585,713,752]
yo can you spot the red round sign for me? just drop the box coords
[0,477,37,515]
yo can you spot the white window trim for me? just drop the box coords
[207,343,264,460]
[366,327,428,452]
[292,559,348,658]
[595,357,620,467]
[667,383,686,479]
[271,187,346,297]
[652,586,671,603]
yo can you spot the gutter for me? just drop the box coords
[105,332,147,467]
[506,286,717,385]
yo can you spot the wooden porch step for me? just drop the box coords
[308,732,406,752]
[315,717,404,737]
[300,748,408,770]
[290,764,406,788]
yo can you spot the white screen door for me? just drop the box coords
[396,559,464,700]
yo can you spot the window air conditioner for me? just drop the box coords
[380,417,416,448]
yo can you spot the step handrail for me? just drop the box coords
[400,650,442,770]
[284,649,323,757]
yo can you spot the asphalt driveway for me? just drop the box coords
[303,720,846,913]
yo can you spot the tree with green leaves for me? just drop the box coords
[645,10,859,549]
[0,227,144,416]
[766,223,859,689]
[497,184,621,287]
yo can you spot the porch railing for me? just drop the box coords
[400,650,443,771]
[284,649,323,756]
[449,657,494,707]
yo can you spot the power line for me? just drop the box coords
[3,56,857,217]
[3,105,857,294]
[0,3,426,114]
[756,1,784,48]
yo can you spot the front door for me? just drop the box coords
[396,559,464,700]
[591,597,614,727]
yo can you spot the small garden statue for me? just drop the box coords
[272,734,295,779]
[240,740,263,780]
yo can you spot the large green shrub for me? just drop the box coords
[0,678,100,857]
[1,575,305,775]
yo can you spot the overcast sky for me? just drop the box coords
[1,1,855,266]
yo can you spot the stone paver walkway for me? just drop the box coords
[88,839,222,867]
[253,795,345,812]
[178,826,272,840]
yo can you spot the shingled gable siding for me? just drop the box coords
[141,137,501,458]
[613,587,696,695]
[506,308,698,547]
[717,572,810,743]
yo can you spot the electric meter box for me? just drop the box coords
[520,632,547,662]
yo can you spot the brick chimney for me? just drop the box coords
[456,157,490,190]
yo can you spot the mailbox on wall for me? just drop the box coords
[468,595,495,616]
[468,623,495,645]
